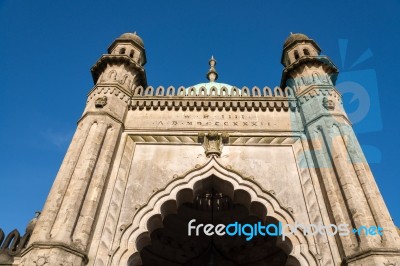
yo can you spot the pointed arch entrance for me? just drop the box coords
[110,158,318,266]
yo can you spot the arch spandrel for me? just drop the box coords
[109,157,318,266]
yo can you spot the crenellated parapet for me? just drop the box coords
[129,85,298,112]
[0,228,31,264]
[0,213,39,265]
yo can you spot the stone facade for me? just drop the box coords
[2,32,400,265]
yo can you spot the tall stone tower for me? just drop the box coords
[2,32,399,266]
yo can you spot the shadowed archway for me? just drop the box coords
[110,158,317,266]
[135,175,297,265]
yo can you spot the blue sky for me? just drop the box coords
[0,0,399,234]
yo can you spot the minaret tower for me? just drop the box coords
[20,33,147,266]
[281,33,400,265]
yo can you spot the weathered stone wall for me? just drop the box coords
[17,32,400,265]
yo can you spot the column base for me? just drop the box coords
[344,248,400,266]
[19,242,88,266]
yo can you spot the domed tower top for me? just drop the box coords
[91,32,148,87]
[283,33,310,48]
[281,32,321,67]
[280,32,338,89]
[119,32,145,48]
[107,32,147,66]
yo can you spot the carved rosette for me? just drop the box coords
[33,255,49,266]
[384,260,397,266]
[198,131,229,157]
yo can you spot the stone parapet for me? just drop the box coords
[128,85,298,112]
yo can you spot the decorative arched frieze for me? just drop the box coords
[155,86,164,96]
[199,86,206,96]
[166,86,175,96]
[144,86,153,96]
[274,86,283,97]
[177,86,186,96]
[220,86,228,96]
[107,70,117,81]
[210,86,218,96]
[230,86,239,96]
[263,86,272,96]
[242,86,250,96]
[252,86,261,97]
[133,86,143,96]
[188,87,196,96]
[87,86,131,104]
[285,86,295,98]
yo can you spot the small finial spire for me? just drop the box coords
[206,56,218,82]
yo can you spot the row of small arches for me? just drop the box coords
[119,48,135,59]
[132,86,295,97]
[294,48,310,60]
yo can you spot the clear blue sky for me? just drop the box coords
[0,0,399,234]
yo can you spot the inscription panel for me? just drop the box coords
[125,110,302,131]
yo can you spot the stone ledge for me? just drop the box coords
[20,241,89,264]
[130,97,298,112]
[343,248,400,264]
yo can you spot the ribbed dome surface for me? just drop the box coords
[120,32,144,47]
[284,33,310,48]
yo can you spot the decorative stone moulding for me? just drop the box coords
[298,88,342,105]
[90,55,147,86]
[95,96,108,108]
[129,86,298,112]
[87,86,131,104]
[198,131,229,157]
[280,55,339,88]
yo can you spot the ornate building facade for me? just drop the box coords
[1,32,400,265]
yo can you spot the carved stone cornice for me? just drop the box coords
[297,87,342,105]
[87,85,131,104]
[343,248,400,264]
[20,241,89,264]
[304,113,352,129]
[77,111,125,126]
[91,55,147,86]
[130,96,298,112]
[280,55,339,88]
[297,85,342,98]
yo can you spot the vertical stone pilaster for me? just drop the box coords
[50,121,108,243]
[319,124,379,249]
[341,126,400,247]
[308,128,358,256]
[20,32,147,265]
[30,121,93,243]
[72,124,122,250]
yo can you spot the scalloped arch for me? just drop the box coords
[108,158,318,266]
